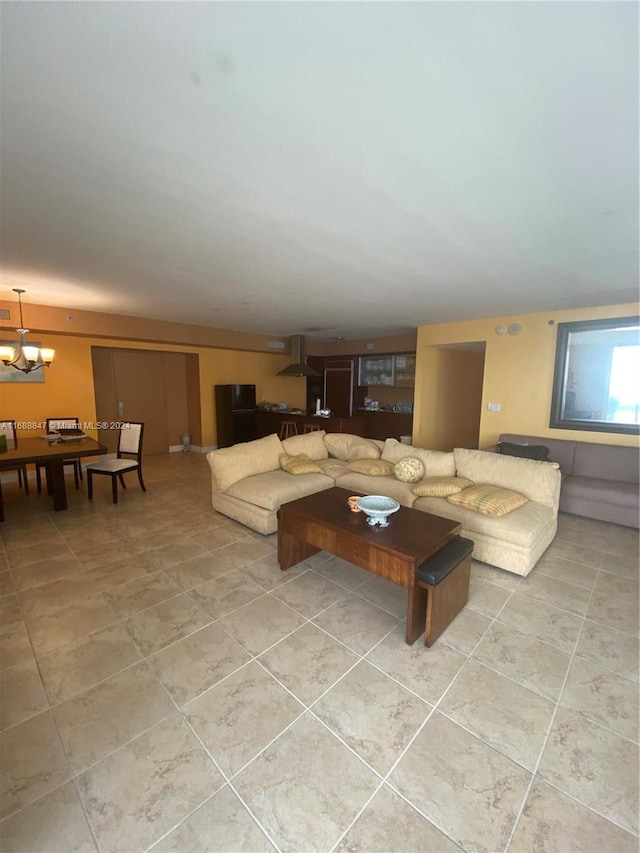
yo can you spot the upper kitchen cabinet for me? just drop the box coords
[358,354,415,387]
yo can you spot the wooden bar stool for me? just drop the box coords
[302,424,321,433]
[279,421,299,440]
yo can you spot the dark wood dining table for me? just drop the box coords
[0,436,107,521]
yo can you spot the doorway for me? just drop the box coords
[91,347,201,455]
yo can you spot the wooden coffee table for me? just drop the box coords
[277,486,461,645]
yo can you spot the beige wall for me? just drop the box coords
[413,303,639,449]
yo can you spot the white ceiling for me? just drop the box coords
[1,2,637,342]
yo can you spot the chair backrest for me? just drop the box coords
[118,422,144,459]
[0,419,18,449]
[46,417,80,433]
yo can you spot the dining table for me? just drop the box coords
[0,436,107,521]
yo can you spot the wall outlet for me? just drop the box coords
[487,402,501,412]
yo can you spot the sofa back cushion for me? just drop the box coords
[572,443,639,484]
[282,430,329,461]
[324,433,381,461]
[454,447,560,508]
[208,433,285,492]
[382,438,455,477]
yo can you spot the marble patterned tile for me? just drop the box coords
[438,606,492,655]
[234,713,379,853]
[143,537,208,571]
[124,593,212,656]
[498,591,583,652]
[17,577,100,620]
[337,783,460,853]
[0,658,48,730]
[148,622,250,706]
[600,551,640,579]
[313,660,430,775]
[594,569,639,598]
[531,552,599,590]
[366,624,467,705]
[80,552,159,593]
[472,621,571,701]
[10,553,84,592]
[162,553,238,590]
[6,540,72,571]
[217,593,306,656]
[389,711,531,853]
[466,576,512,618]
[543,539,602,569]
[538,707,639,835]
[272,571,347,618]
[517,573,592,615]
[27,596,117,657]
[586,589,639,635]
[353,575,408,619]
[471,560,523,591]
[102,571,182,618]
[310,555,373,591]
[575,618,639,682]
[150,785,276,852]
[258,622,359,705]
[189,526,243,551]
[0,711,70,820]
[76,715,223,853]
[312,595,399,656]
[241,550,308,591]
[560,656,639,742]
[439,660,555,771]
[73,540,142,572]
[0,570,15,597]
[38,623,142,703]
[188,571,266,620]
[190,539,274,576]
[53,661,175,773]
[184,661,304,776]
[0,594,23,627]
[0,620,33,670]
[509,778,639,853]
[0,781,98,853]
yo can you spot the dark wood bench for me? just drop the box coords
[417,536,474,646]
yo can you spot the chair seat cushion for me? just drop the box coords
[87,459,139,474]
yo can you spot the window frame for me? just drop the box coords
[549,315,640,435]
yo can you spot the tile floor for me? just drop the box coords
[0,452,638,852]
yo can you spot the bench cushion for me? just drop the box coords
[418,537,474,586]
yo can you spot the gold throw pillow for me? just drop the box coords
[346,459,396,476]
[411,477,474,497]
[447,483,528,517]
[279,453,324,475]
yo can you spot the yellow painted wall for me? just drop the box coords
[414,303,639,449]
[0,333,306,446]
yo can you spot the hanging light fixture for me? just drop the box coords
[0,289,55,374]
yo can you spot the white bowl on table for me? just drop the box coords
[356,495,400,527]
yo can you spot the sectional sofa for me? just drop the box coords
[206,431,561,576]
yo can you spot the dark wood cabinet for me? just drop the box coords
[256,411,364,439]
[361,411,413,441]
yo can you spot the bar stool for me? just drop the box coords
[302,424,322,433]
[279,421,299,440]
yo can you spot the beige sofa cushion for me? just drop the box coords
[282,430,328,460]
[324,433,381,461]
[334,471,417,506]
[347,459,395,476]
[412,476,473,497]
[454,448,560,508]
[447,483,527,517]
[279,453,324,475]
[382,439,455,477]
[208,433,284,492]
[227,470,332,511]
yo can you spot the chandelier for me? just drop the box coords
[0,289,55,374]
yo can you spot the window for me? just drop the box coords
[550,316,640,435]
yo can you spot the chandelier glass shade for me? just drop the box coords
[0,289,55,374]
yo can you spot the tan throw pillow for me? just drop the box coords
[279,453,324,475]
[346,458,396,476]
[324,433,381,461]
[447,483,528,517]
[393,457,425,483]
[412,477,474,497]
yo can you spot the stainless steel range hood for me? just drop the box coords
[277,335,321,377]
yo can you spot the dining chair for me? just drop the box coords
[86,422,146,504]
[35,418,84,493]
[0,419,30,494]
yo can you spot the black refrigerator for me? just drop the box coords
[215,384,257,448]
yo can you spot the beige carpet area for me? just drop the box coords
[0,451,638,852]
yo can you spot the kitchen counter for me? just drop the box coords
[359,410,413,441]
[255,411,364,438]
